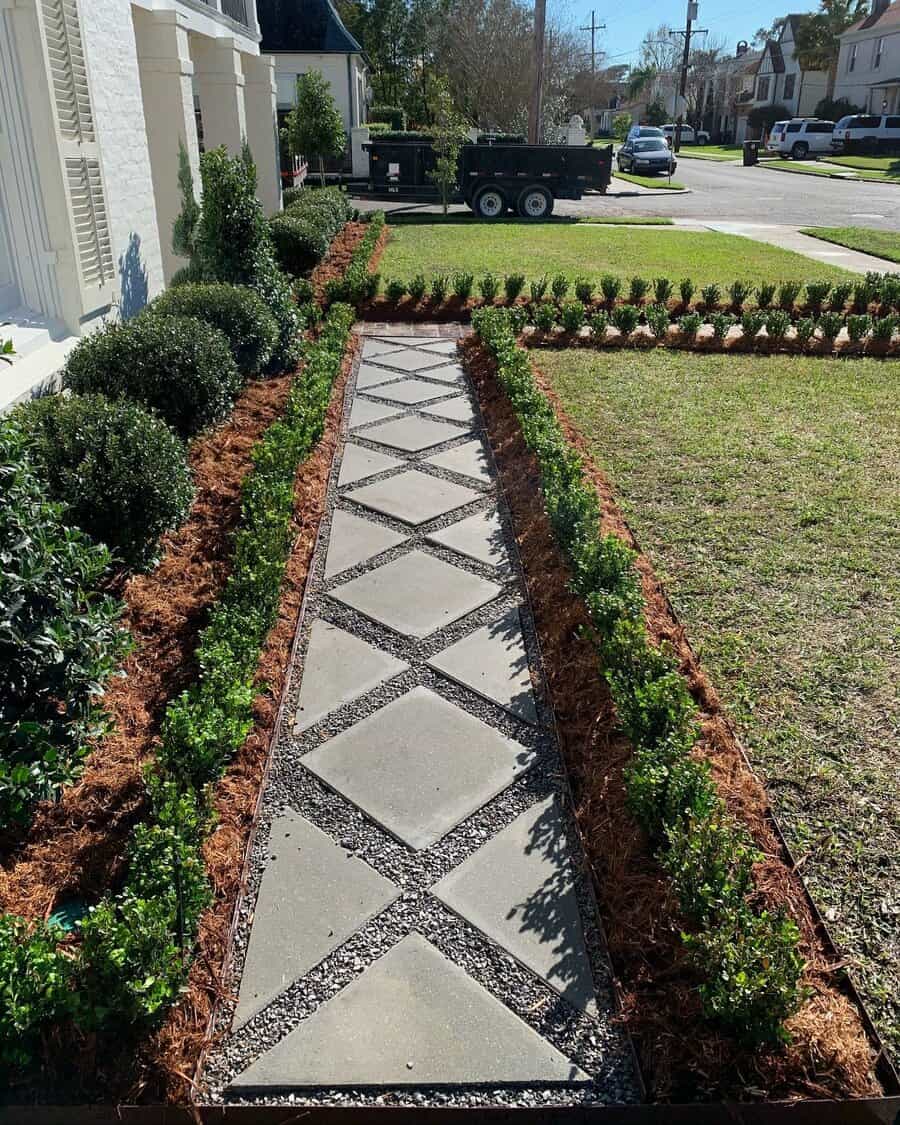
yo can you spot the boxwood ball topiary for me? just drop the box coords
[14,393,194,569]
[269,213,331,275]
[150,283,278,377]
[62,314,241,437]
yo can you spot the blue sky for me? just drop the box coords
[567,0,800,67]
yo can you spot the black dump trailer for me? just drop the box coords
[363,139,612,218]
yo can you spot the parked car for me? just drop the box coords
[661,123,710,145]
[765,118,835,159]
[617,136,677,176]
[831,113,900,154]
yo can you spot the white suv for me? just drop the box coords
[766,118,835,159]
[832,113,900,153]
[661,123,710,145]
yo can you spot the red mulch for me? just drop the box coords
[310,221,387,301]
[462,337,881,1103]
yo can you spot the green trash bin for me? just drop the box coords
[743,140,760,166]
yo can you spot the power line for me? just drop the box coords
[579,10,607,74]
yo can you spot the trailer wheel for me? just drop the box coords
[472,185,506,219]
[516,184,554,219]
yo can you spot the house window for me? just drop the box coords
[874,37,884,68]
[849,43,858,71]
[757,75,770,100]
[783,73,796,99]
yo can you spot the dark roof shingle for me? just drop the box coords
[258,0,362,54]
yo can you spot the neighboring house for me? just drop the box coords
[834,0,900,112]
[0,0,280,411]
[742,15,829,138]
[258,0,369,172]
[697,43,761,142]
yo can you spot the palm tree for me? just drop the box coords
[793,0,867,100]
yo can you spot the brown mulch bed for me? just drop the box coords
[310,220,387,301]
[0,373,296,924]
[462,336,882,1103]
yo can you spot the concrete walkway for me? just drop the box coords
[204,327,638,1107]
[699,220,892,274]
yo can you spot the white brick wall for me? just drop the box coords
[80,0,165,317]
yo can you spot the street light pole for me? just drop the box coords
[529,0,547,144]
[671,1,706,153]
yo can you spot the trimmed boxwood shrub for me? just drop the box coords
[150,283,277,377]
[0,421,127,824]
[14,394,194,569]
[62,315,240,438]
[269,213,331,275]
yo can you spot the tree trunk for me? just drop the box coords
[318,155,326,188]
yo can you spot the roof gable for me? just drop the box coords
[258,0,363,54]
[846,0,900,33]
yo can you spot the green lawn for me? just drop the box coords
[799,225,900,264]
[825,154,900,179]
[382,213,673,226]
[679,144,741,161]
[379,222,852,287]
[613,170,685,190]
[760,158,849,177]
[539,346,900,1062]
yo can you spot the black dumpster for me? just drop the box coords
[743,140,760,166]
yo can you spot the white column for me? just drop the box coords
[192,35,247,155]
[133,8,200,282]
[243,52,281,216]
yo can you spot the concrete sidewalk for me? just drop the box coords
[696,221,891,273]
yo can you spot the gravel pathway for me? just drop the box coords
[202,324,640,1107]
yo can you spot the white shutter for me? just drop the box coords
[41,0,95,143]
[65,156,114,285]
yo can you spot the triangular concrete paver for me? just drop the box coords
[347,470,480,526]
[416,362,466,384]
[302,688,535,850]
[417,339,459,356]
[349,399,403,429]
[233,810,399,1028]
[338,443,404,487]
[229,933,586,1090]
[427,508,510,569]
[324,510,407,579]
[330,550,501,638]
[432,797,598,1015]
[425,439,493,484]
[356,362,406,390]
[364,378,450,405]
[428,608,537,724]
[361,339,404,358]
[363,414,470,453]
[294,620,408,732]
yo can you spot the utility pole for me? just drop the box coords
[579,10,606,75]
[529,0,547,145]
[670,1,706,153]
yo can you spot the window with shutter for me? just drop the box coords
[65,156,114,284]
[41,0,94,143]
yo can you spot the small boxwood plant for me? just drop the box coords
[453,272,475,299]
[504,273,526,301]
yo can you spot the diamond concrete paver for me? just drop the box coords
[356,362,405,390]
[422,396,478,425]
[302,688,535,850]
[330,549,501,638]
[349,398,403,429]
[361,339,404,359]
[338,443,404,487]
[417,339,459,355]
[362,414,469,453]
[364,378,451,405]
[425,439,493,484]
[374,349,450,374]
[324,510,407,579]
[229,933,586,1090]
[347,469,480,527]
[413,361,465,385]
[426,507,509,569]
[294,620,408,733]
[433,797,597,1016]
[233,810,399,1028]
[428,608,537,724]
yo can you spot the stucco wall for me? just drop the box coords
[80,0,164,317]
[274,51,364,132]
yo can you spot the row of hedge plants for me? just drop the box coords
[470,306,805,1046]
[323,210,385,305]
[270,186,354,276]
[0,301,355,1068]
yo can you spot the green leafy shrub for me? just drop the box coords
[678,312,702,340]
[663,814,760,924]
[530,275,549,302]
[14,395,193,569]
[679,277,695,306]
[293,277,315,304]
[756,282,776,309]
[871,314,896,340]
[628,277,650,304]
[845,313,871,341]
[740,310,765,340]
[728,280,753,310]
[550,273,570,301]
[851,278,877,313]
[63,315,240,439]
[504,273,526,301]
[804,280,831,314]
[150,283,277,377]
[600,274,622,303]
[283,185,352,232]
[431,274,450,302]
[817,311,843,340]
[645,303,670,339]
[479,272,501,301]
[0,422,127,823]
[878,274,900,309]
[0,916,74,1065]
[454,272,475,299]
[368,103,405,130]
[408,273,427,301]
[653,277,673,304]
[559,301,585,333]
[589,310,608,339]
[574,278,595,304]
[268,213,330,275]
[777,280,801,310]
[829,281,852,311]
[794,317,816,346]
[533,302,557,332]
[764,309,791,341]
[385,278,408,301]
[611,304,641,336]
[710,312,734,340]
[324,213,384,304]
[700,283,720,311]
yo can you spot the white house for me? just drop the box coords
[0,0,280,410]
[834,0,900,113]
[742,15,829,138]
[258,0,368,172]
[698,44,761,143]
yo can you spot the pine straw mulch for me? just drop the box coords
[309,219,388,302]
[461,336,884,1104]
[0,372,296,925]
